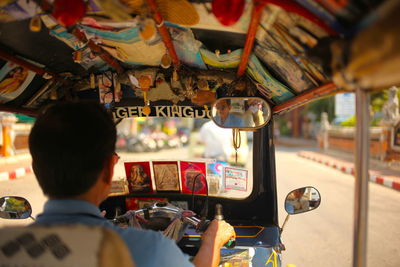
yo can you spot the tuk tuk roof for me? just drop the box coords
[0,0,395,118]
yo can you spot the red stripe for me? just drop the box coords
[376,177,384,184]
[393,182,400,191]
[9,171,16,180]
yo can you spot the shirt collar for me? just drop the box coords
[41,199,103,218]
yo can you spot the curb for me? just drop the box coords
[0,166,33,182]
[298,152,400,191]
[0,154,31,165]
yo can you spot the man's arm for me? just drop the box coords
[192,220,236,267]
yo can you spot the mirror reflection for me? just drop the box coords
[0,196,32,219]
[284,187,321,215]
[211,97,271,129]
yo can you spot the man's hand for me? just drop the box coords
[192,220,236,267]
[201,220,236,248]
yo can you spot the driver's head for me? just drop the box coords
[215,99,231,120]
[29,101,117,198]
[293,188,306,198]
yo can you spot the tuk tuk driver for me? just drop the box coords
[29,101,236,267]
[214,99,244,127]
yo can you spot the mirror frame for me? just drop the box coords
[0,196,32,220]
[211,97,272,130]
[284,186,321,215]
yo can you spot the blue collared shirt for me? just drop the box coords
[33,199,193,267]
[215,114,245,127]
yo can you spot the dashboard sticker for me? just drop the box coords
[224,167,248,191]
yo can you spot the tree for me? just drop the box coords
[303,95,335,122]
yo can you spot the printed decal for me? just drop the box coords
[113,106,212,119]
[224,167,248,191]
[265,249,278,267]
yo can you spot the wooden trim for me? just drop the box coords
[147,0,180,68]
[237,2,265,76]
[0,49,49,76]
[72,28,125,74]
[272,82,339,114]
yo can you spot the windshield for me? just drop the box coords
[112,117,253,200]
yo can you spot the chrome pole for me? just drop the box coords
[353,87,370,267]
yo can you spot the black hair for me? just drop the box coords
[29,101,116,198]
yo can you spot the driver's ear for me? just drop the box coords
[102,156,115,185]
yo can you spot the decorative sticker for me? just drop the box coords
[124,161,153,193]
[98,72,114,104]
[224,167,248,191]
[113,106,212,119]
[265,249,279,267]
[0,62,35,103]
[113,73,122,103]
[179,161,207,195]
[109,179,129,196]
[152,161,180,191]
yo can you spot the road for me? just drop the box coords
[276,147,400,267]
[1,147,399,267]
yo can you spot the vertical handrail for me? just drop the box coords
[353,87,370,267]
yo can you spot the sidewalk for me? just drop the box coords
[276,136,400,191]
[0,154,32,182]
[275,136,317,148]
[298,151,400,191]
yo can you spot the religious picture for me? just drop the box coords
[152,161,180,191]
[179,161,207,195]
[0,62,35,103]
[124,162,153,193]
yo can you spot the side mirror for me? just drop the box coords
[211,97,271,129]
[284,187,321,215]
[0,196,32,219]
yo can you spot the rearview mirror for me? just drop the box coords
[0,196,32,219]
[211,97,271,129]
[284,187,321,215]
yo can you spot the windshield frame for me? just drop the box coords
[102,120,278,227]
